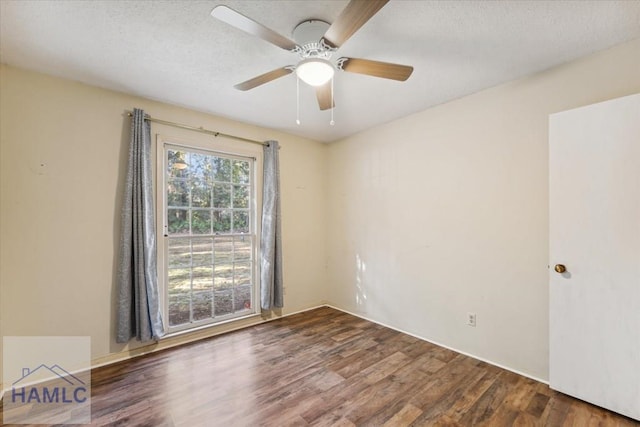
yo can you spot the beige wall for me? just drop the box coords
[0,64,328,384]
[326,38,640,381]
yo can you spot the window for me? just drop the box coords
[160,142,258,332]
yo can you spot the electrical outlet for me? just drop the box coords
[467,313,477,327]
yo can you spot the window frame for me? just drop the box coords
[156,133,263,335]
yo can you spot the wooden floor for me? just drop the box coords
[2,307,638,426]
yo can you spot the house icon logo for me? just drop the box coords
[12,364,88,404]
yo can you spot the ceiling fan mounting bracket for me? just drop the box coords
[292,19,335,60]
[292,19,330,44]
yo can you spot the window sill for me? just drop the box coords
[160,311,264,340]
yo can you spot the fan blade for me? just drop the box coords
[339,57,413,81]
[211,5,299,51]
[234,67,294,91]
[316,83,335,111]
[322,0,389,48]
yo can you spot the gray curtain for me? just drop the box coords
[260,140,284,310]
[116,108,164,342]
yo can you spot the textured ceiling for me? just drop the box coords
[1,0,639,143]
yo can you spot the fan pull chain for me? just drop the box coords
[296,75,301,125]
[330,76,335,126]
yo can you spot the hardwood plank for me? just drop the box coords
[526,391,550,418]
[409,355,481,411]
[344,363,430,425]
[355,356,432,425]
[505,378,538,411]
[3,307,638,426]
[540,391,572,425]
[457,374,512,426]
[410,367,489,424]
[381,403,422,426]
[444,372,498,421]
[359,351,412,385]
[512,412,539,427]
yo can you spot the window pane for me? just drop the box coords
[234,236,251,261]
[212,157,231,182]
[167,180,189,207]
[168,267,190,326]
[191,210,211,234]
[214,263,233,290]
[214,237,233,263]
[169,293,191,326]
[213,183,231,208]
[233,211,249,233]
[192,266,213,291]
[192,238,213,266]
[168,150,189,178]
[168,238,191,268]
[213,210,231,233]
[192,290,212,321]
[235,262,251,287]
[168,209,189,235]
[214,290,233,316]
[190,153,211,181]
[191,179,211,208]
[192,266,213,322]
[234,285,252,311]
[232,160,250,184]
[168,268,190,293]
[233,185,249,208]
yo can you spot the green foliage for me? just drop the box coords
[166,150,250,236]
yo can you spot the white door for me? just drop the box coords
[549,93,640,421]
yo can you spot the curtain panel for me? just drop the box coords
[260,140,284,310]
[116,108,164,342]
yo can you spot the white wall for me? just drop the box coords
[326,38,640,381]
[0,65,328,383]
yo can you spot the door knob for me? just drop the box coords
[554,264,567,273]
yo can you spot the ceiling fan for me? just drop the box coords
[211,0,413,111]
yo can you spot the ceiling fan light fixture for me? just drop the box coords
[296,58,334,87]
[172,158,188,170]
[173,161,188,170]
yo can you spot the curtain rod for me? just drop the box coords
[126,112,268,147]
